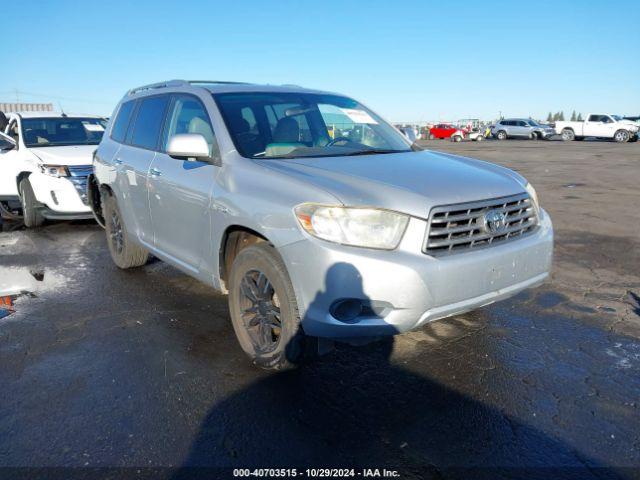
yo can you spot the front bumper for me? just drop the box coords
[280,210,553,338]
[28,172,91,215]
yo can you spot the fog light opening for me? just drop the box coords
[330,299,363,323]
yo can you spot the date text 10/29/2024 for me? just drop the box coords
[233,468,401,478]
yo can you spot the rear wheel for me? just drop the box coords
[614,130,630,143]
[496,130,507,140]
[561,128,575,141]
[228,242,306,370]
[102,193,148,269]
[476,135,484,142]
[19,179,45,228]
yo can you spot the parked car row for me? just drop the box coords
[1,80,553,370]
[418,114,639,143]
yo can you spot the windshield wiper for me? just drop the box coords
[345,149,408,156]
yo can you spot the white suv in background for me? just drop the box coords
[0,112,107,226]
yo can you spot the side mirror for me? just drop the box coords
[0,134,16,152]
[167,134,211,161]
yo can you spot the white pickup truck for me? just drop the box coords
[555,114,639,142]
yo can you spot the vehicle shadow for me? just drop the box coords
[171,262,622,480]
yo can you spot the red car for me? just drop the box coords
[429,124,459,139]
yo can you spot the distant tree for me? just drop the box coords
[552,112,559,121]
[546,112,553,122]
[577,113,583,121]
[570,110,577,121]
[558,111,565,121]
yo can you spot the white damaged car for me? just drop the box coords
[0,112,107,226]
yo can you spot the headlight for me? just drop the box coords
[525,182,541,216]
[294,204,409,250]
[40,165,69,177]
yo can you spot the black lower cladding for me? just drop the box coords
[66,165,93,206]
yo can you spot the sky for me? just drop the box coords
[1,0,638,122]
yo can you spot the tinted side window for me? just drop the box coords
[130,96,170,150]
[588,114,601,122]
[518,121,528,127]
[111,101,135,143]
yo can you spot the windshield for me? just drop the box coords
[611,115,623,121]
[214,92,412,159]
[21,117,107,148]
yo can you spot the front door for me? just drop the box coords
[0,126,22,198]
[148,94,220,271]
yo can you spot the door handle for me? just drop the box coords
[150,167,162,177]
[113,158,123,165]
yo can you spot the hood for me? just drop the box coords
[618,120,639,130]
[30,145,96,166]
[261,150,527,219]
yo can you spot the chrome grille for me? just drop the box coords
[423,193,538,256]
[66,165,93,206]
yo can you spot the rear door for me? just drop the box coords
[147,94,220,272]
[584,114,605,137]
[115,95,170,244]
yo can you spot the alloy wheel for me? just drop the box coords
[239,270,282,353]
[110,211,124,254]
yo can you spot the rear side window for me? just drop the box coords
[129,96,170,150]
[111,101,135,143]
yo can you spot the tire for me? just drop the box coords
[614,129,630,143]
[561,128,575,141]
[428,134,435,140]
[530,131,538,140]
[19,179,45,228]
[496,130,507,140]
[476,135,484,142]
[228,242,306,370]
[452,135,462,142]
[102,193,148,269]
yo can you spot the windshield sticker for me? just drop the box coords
[340,108,378,125]
[83,123,105,132]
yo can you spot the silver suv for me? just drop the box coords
[92,80,553,370]
[492,118,555,140]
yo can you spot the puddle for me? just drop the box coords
[0,291,36,319]
[0,266,68,298]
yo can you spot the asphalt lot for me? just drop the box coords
[0,139,639,479]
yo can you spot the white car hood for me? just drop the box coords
[30,145,95,166]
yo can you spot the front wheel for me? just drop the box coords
[496,130,507,140]
[102,193,149,269]
[19,179,45,228]
[451,135,463,142]
[228,242,306,370]
[614,130,630,143]
[530,132,538,140]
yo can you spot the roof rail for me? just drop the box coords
[128,79,188,95]
[188,80,252,85]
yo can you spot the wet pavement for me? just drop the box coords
[0,141,639,479]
